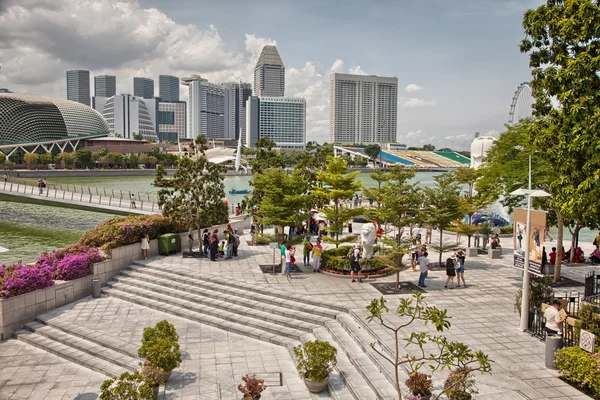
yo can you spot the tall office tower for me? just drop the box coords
[94,75,116,97]
[133,77,154,98]
[254,45,285,97]
[66,70,90,106]
[158,100,186,142]
[159,75,179,101]
[221,82,252,142]
[100,94,158,140]
[246,96,306,148]
[181,75,225,139]
[329,73,398,144]
[245,96,260,147]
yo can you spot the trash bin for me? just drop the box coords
[92,277,101,299]
[158,233,181,255]
[545,334,563,369]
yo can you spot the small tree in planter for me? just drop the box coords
[444,368,478,400]
[237,374,267,399]
[366,293,492,400]
[139,362,165,399]
[100,371,154,400]
[293,340,338,393]
[137,320,182,381]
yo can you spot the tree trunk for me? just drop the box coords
[438,228,443,267]
[554,213,563,284]
[569,224,581,264]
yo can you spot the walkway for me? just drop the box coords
[0,180,157,216]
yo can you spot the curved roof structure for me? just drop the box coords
[0,93,109,145]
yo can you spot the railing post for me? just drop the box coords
[109,197,112,206]
[140,200,144,210]
[10,183,13,191]
[62,190,66,199]
[16,184,19,192]
[80,192,83,202]
[89,194,92,203]
[30,186,34,195]
[99,195,102,204]
[119,197,122,207]
[104,188,107,196]
[71,192,74,200]
[95,187,99,196]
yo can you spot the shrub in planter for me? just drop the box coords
[36,244,104,281]
[499,225,514,234]
[444,368,478,400]
[137,321,182,375]
[293,340,337,392]
[139,362,166,386]
[555,346,600,398]
[100,371,154,400]
[237,374,266,399]
[0,262,54,298]
[575,304,600,342]
[405,372,433,399]
[321,246,386,273]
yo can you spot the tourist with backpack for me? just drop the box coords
[303,237,313,267]
[350,245,362,283]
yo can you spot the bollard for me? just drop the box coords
[91,277,101,298]
[545,334,563,369]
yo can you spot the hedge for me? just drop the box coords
[320,246,388,273]
[555,347,600,399]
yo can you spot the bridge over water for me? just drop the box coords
[0,180,158,216]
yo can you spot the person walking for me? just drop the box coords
[202,229,210,257]
[187,228,194,253]
[455,249,467,288]
[140,233,150,260]
[474,229,481,248]
[445,256,456,289]
[425,224,433,244]
[350,245,362,283]
[312,239,323,273]
[303,236,312,267]
[250,221,257,246]
[417,251,430,288]
[284,244,294,279]
[544,226,553,241]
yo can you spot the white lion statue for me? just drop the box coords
[360,222,377,259]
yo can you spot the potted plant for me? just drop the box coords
[237,374,266,399]
[293,340,337,393]
[444,368,478,400]
[140,362,166,399]
[405,372,433,400]
[137,320,182,382]
[100,371,154,400]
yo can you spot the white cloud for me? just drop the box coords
[405,130,423,138]
[348,65,367,75]
[400,98,436,107]
[405,84,423,93]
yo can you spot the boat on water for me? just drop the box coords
[229,188,250,195]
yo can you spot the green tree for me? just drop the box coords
[139,154,149,168]
[106,152,125,168]
[126,154,139,169]
[453,167,493,247]
[62,152,75,169]
[313,157,362,247]
[91,152,102,166]
[38,153,53,166]
[422,144,436,151]
[148,156,158,167]
[132,132,143,141]
[23,152,38,169]
[75,149,92,168]
[250,136,284,174]
[424,173,463,266]
[0,152,6,164]
[159,137,228,239]
[99,147,108,157]
[364,144,381,163]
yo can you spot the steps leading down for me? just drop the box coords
[104,263,403,399]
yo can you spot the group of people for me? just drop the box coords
[278,236,324,278]
[201,225,240,261]
[444,249,467,289]
[37,178,47,194]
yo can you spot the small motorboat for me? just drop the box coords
[229,188,250,195]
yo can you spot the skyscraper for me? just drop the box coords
[254,45,285,97]
[246,96,306,148]
[94,75,116,97]
[99,94,158,140]
[159,75,179,101]
[133,77,154,98]
[330,73,398,144]
[158,100,186,142]
[221,82,252,142]
[66,70,90,106]
[181,75,225,139]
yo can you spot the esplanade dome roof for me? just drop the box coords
[0,93,109,145]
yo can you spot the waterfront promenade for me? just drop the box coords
[0,227,596,399]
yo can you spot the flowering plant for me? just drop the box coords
[405,372,433,396]
[237,374,266,398]
[0,262,54,298]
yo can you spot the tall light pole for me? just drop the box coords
[511,154,550,331]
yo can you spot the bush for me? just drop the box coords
[500,225,514,234]
[293,340,337,382]
[100,371,154,400]
[0,263,54,298]
[36,244,104,281]
[405,372,433,396]
[320,246,387,273]
[137,320,182,373]
[575,304,600,343]
[79,215,182,251]
[555,347,600,399]
[514,275,554,313]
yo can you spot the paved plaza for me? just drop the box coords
[0,227,597,400]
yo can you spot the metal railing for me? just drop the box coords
[1,179,158,213]
[527,307,578,348]
[584,272,600,304]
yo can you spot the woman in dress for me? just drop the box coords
[455,250,467,288]
[445,256,456,289]
[141,233,150,260]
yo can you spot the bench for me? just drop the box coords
[488,248,502,259]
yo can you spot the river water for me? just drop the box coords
[1,171,590,265]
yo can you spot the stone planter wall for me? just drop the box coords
[0,216,251,341]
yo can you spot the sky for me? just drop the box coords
[0,0,545,149]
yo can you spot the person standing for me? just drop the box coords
[202,229,210,257]
[544,226,553,241]
[445,256,456,289]
[284,244,294,279]
[455,249,467,288]
[413,224,422,244]
[350,245,362,283]
[225,231,233,259]
[232,230,240,257]
[312,239,323,273]
[474,229,481,248]
[141,233,150,260]
[280,242,287,275]
[594,231,600,251]
[347,219,353,233]
[303,237,312,267]
[544,300,563,336]
[417,251,429,288]
[517,228,523,250]
[209,230,219,261]
[3,173,7,183]
[130,193,136,209]
[37,179,43,194]
[533,227,541,248]
[187,228,194,252]
[425,224,433,244]
[250,221,257,246]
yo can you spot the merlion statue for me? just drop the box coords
[360,222,377,259]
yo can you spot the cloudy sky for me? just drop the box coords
[0,0,544,149]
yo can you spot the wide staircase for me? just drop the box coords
[13,262,406,399]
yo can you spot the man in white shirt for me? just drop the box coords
[544,300,563,336]
[417,251,429,287]
[413,225,422,243]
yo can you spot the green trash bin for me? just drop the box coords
[158,233,181,255]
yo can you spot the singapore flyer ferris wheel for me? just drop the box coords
[508,82,534,125]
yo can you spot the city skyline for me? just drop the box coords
[0,0,545,149]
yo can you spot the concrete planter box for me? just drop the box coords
[466,247,478,257]
[488,249,503,259]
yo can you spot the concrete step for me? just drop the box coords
[34,315,139,359]
[309,328,384,400]
[105,282,302,346]
[13,327,128,378]
[324,320,399,399]
[121,267,332,327]
[136,262,346,315]
[111,276,319,334]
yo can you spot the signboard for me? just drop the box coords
[514,253,542,275]
[513,208,548,265]
[269,242,279,249]
[580,329,596,353]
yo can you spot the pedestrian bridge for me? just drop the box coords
[0,180,158,216]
